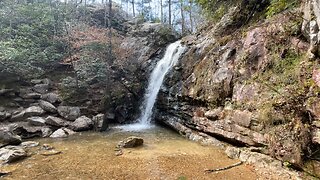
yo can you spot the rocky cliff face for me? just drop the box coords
[0,7,178,126]
[156,8,319,167]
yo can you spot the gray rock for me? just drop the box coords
[0,89,14,96]
[24,106,45,117]
[57,106,81,121]
[312,128,320,144]
[50,129,68,138]
[310,20,319,34]
[0,146,27,163]
[20,93,41,99]
[33,84,49,94]
[31,78,51,85]
[31,79,43,84]
[41,93,61,104]
[0,112,11,121]
[11,124,43,139]
[117,136,144,148]
[39,100,57,113]
[70,116,93,131]
[50,128,75,138]
[0,131,22,147]
[20,141,39,148]
[45,116,67,127]
[225,146,241,159]
[41,127,53,137]
[61,127,76,136]
[28,117,46,126]
[10,111,26,122]
[93,114,104,131]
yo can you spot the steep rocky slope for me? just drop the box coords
[156,5,320,171]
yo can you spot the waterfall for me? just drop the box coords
[119,40,186,131]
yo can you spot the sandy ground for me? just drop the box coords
[0,128,268,180]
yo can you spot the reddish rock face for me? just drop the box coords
[313,69,320,88]
[306,97,320,120]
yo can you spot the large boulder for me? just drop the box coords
[33,84,49,94]
[39,100,57,113]
[0,131,22,147]
[0,111,11,121]
[70,116,93,131]
[41,92,61,104]
[11,123,51,139]
[24,106,45,117]
[28,117,46,126]
[92,114,105,131]
[50,128,68,138]
[20,92,41,99]
[50,128,76,138]
[10,111,25,122]
[57,106,81,121]
[117,136,144,148]
[0,146,27,163]
[45,116,67,127]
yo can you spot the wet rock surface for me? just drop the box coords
[28,116,46,126]
[117,136,144,148]
[39,100,57,113]
[0,131,22,147]
[57,106,81,121]
[70,116,93,131]
[0,146,27,163]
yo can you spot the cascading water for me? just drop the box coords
[119,40,186,131]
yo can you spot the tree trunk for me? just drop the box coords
[104,0,107,27]
[189,0,193,32]
[160,0,163,23]
[132,0,135,17]
[168,0,171,26]
[180,0,185,34]
[108,0,113,63]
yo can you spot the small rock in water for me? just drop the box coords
[20,141,39,148]
[225,146,241,159]
[40,149,61,156]
[115,149,123,156]
[41,144,54,150]
[117,136,144,148]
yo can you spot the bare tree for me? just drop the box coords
[180,0,185,34]
[168,0,171,26]
[132,0,135,17]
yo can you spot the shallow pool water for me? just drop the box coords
[1,126,259,180]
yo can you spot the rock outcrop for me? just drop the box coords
[117,136,144,148]
[156,10,317,167]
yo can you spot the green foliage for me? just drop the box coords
[266,0,297,18]
[0,1,68,78]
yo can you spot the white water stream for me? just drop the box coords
[118,40,186,131]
